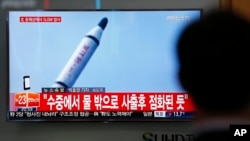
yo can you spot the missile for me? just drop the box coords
[52,17,108,88]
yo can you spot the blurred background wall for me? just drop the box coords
[0,0,221,141]
[219,0,250,21]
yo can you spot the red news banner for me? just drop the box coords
[19,16,61,22]
[14,92,195,112]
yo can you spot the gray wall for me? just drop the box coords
[0,0,218,141]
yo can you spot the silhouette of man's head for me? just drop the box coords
[177,10,250,113]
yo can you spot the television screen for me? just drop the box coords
[7,9,201,121]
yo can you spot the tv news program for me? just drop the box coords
[7,9,201,121]
[1,1,250,141]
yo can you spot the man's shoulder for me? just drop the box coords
[195,130,229,141]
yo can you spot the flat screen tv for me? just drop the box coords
[7,9,201,121]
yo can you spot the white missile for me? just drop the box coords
[52,17,108,88]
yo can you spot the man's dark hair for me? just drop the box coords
[177,10,250,113]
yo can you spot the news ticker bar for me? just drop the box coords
[8,111,194,120]
[41,87,105,93]
[14,92,194,111]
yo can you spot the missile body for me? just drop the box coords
[52,17,108,88]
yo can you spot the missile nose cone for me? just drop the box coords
[98,17,108,30]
